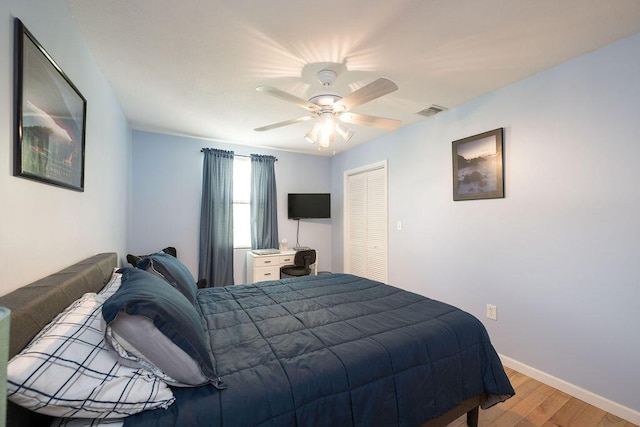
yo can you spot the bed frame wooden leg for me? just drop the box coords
[466,406,479,427]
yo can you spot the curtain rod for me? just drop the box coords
[200,150,277,161]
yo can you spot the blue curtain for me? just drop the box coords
[199,148,234,286]
[250,154,279,249]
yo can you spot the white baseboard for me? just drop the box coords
[499,354,640,425]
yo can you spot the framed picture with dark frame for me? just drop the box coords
[13,18,87,191]
[452,128,504,201]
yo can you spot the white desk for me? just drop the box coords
[246,250,317,283]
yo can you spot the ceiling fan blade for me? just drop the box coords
[254,115,314,132]
[336,78,398,111]
[256,86,319,112]
[340,112,402,131]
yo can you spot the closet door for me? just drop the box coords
[345,162,388,283]
[347,172,367,277]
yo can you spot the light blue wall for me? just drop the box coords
[130,131,332,283]
[0,0,131,294]
[332,33,640,413]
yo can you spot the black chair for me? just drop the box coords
[280,249,317,278]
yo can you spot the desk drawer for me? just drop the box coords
[253,257,279,267]
[254,265,280,282]
[279,254,294,265]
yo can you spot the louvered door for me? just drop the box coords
[345,162,388,283]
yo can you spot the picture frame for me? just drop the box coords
[452,128,504,201]
[14,18,87,191]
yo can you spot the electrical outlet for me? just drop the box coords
[486,304,497,321]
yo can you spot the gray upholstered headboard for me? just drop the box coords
[0,252,118,427]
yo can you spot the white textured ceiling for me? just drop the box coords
[65,0,640,156]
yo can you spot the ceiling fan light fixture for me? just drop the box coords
[318,130,334,148]
[320,112,334,130]
[304,122,322,144]
[255,74,400,151]
[335,121,354,142]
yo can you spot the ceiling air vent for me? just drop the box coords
[416,104,447,117]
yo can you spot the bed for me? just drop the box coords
[1,252,514,427]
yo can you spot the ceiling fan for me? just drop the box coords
[254,69,401,149]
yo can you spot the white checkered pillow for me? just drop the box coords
[52,417,124,427]
[7,293,175,418]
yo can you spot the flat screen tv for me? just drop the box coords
[288,193,330,219]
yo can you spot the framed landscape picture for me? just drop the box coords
[14,18,86,191]
[452,128,504,201]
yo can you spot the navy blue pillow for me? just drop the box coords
[137,252,198,305]
[102,267,224,388]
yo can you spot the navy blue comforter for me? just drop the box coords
[125,274,513,426]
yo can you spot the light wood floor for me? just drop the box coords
[448,367,638,427]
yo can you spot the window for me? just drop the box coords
[233,156,251,248]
